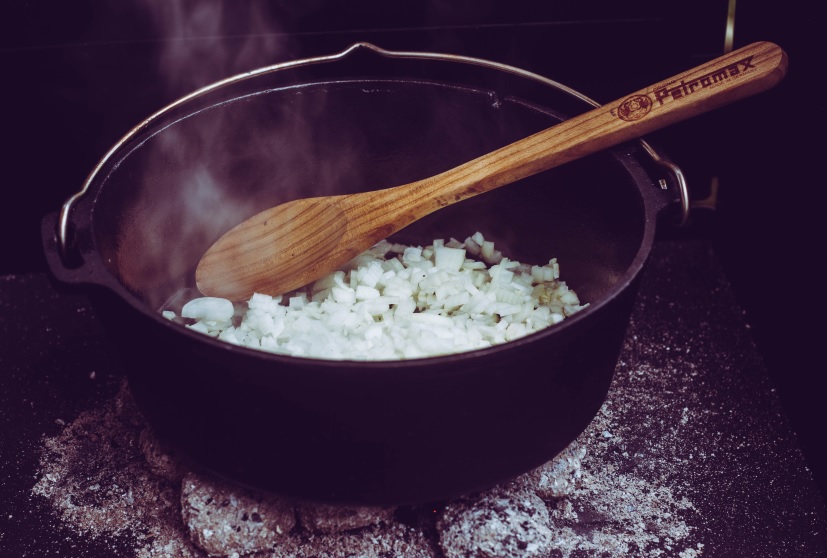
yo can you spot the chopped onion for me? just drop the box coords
[166,232,587,360]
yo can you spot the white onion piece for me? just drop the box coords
[181,297,234,322]
[434,246,466,271]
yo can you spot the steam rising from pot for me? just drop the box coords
[113,1,324,307]
[140,0,289,97]
[105,3,529,309]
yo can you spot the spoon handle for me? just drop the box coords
[196,42,787,300]
[393,41,787,214]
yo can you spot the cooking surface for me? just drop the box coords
[2,239,825,556]
[1,2,824,555]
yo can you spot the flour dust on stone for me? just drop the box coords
[31,377,702,557]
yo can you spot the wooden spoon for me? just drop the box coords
[196,41,787,300]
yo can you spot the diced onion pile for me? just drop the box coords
[164,232,587,360]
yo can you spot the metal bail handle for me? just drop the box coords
[56,41,694,265]
[345,44,690,225]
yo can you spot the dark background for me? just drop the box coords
[2,0,823,499]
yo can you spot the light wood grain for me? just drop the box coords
[196,41,787,300]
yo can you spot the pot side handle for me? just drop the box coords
[41,211,107,289]
[641,141,690,226]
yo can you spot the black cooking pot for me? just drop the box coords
[41,43,685,505]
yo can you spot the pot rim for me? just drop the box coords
[48,41,688,368]
[56,41,688,258]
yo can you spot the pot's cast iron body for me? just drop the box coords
[42,44,681,505]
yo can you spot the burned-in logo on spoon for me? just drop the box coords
[616,94,654,121]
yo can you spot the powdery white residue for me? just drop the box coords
[31,383,202,558]
[31,375,701,558]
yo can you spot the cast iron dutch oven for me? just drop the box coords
[42,43,687,505]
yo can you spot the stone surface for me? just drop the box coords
[180,471,296,557]
[139,426,188,483]
[437,483,553,558]
[270,518,439,558]
[294,501,396,534]
[517,440,586,500]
